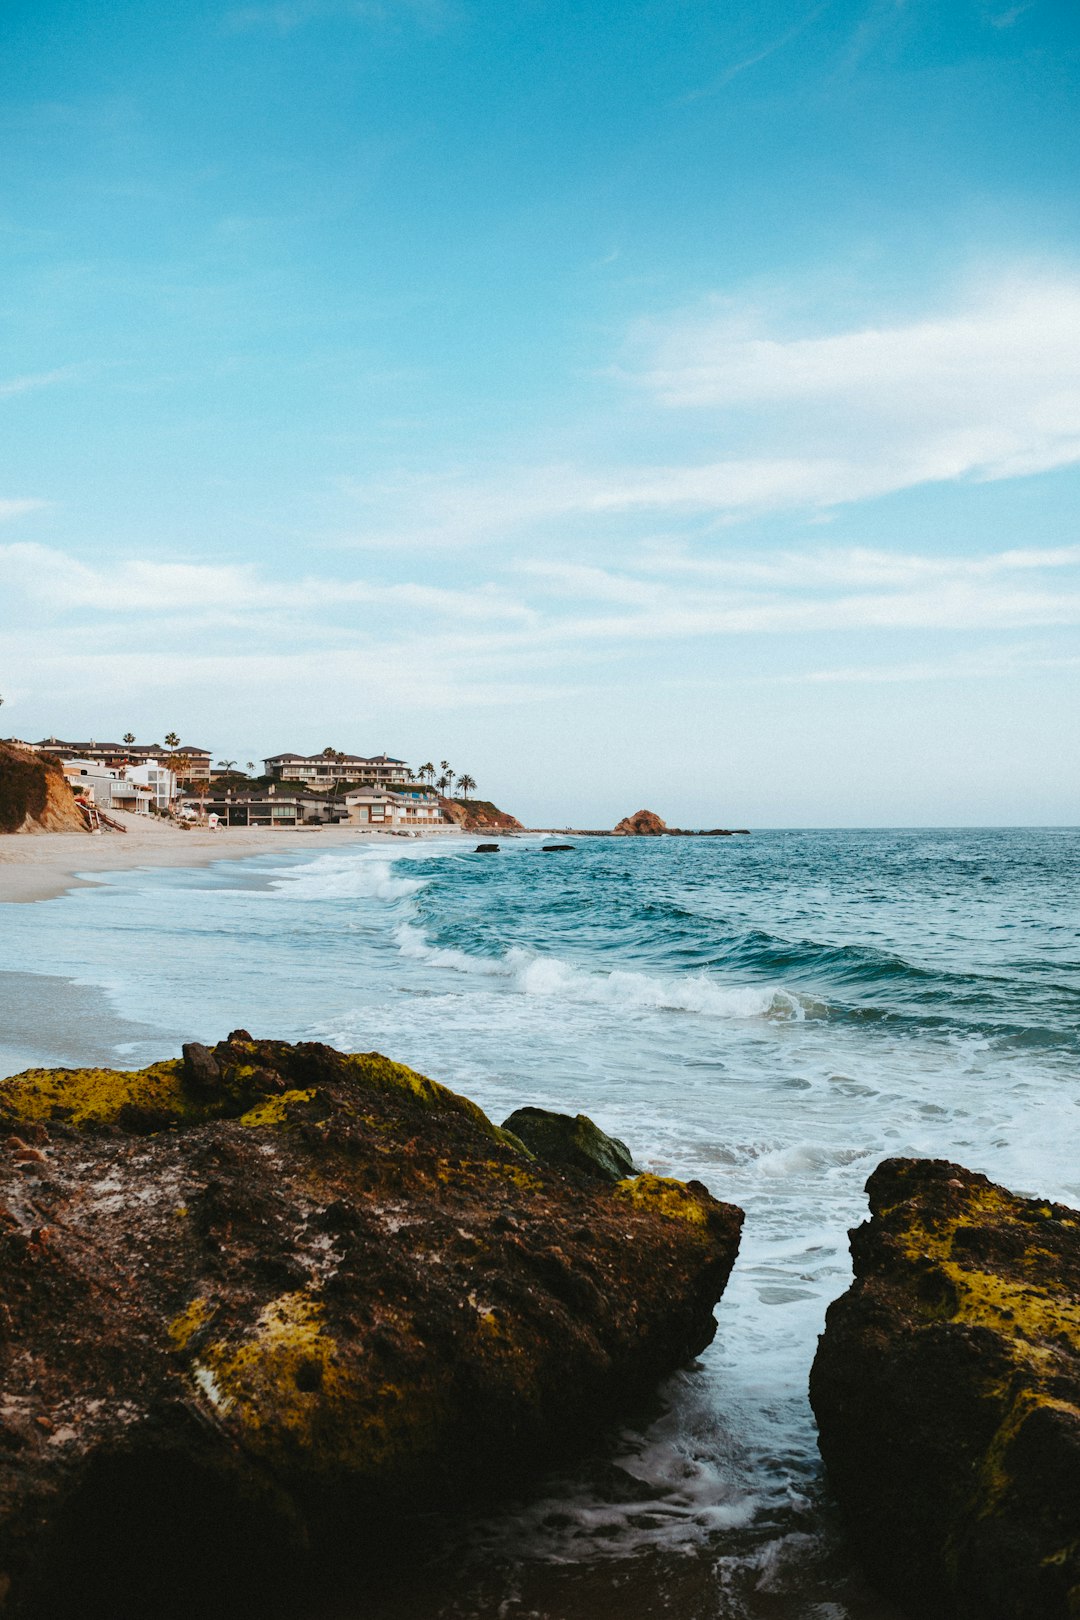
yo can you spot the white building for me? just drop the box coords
[61,759,153,815]
[124,761,177,810]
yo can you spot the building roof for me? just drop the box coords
[264,751,407,766]
[35,738,211,757]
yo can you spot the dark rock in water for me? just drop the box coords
[0,1037,743,1618]
[474,842,500,852]
[541,843,574,852]
[810,1157,1080,1620]
[502,1106,638,1184]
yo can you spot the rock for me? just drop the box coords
[501,1107,638,1184]
[180,1041,220,1093]
[0,743,86,835]
[541,843,574,852]
[809,1158,1080,1620]
[474,843,500,853]
[612,809,667,836]
[440,798,523,833]
[0,1037,743,1617]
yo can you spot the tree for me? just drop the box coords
[123,732,135,745]
[457,773,476,801]
[217,759,237,772]
[246,761,255,775]
[418,762,435,787]
[436,774,449,795]
[439,760,455,796]
[164,732,180,749]
[321,748,347,821]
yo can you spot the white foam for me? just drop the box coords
[394,924,804,1022]
[265,852,428,905]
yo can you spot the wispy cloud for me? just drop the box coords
[334,269,1080,544]
[0,368,76,401]
[222,0,450,34]
[5,539,1080,659]
[0,500,47,523]
[680,3,831,100]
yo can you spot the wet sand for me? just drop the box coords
[0,813,457,904]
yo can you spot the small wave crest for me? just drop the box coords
[266,853,428,905]
[394,924,808,1021]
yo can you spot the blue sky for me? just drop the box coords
[2,0,1079,824]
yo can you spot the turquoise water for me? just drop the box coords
[2,828,1078,1618]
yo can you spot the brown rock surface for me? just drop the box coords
[439,797,524,832]
[612,808,668,836]
[810,1157,1080,1620]
[0,744,86,835]
[0,1036,742,1617]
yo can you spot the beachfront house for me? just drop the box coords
[61,759,154,816]
[343,788,445,828]
[263,751,410,790]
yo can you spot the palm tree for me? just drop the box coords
[439,760,455,796]
[164,732,180,750]
[418,761,435,787]
[246,761,256,776]
[457,773,476,802]
[217,759,236,772]
[123,732,135,746]
[436,774,449,795]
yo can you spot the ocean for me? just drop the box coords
[2,827,1077,1619]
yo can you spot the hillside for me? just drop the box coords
[0,742,87,835]
[439,796,523,832]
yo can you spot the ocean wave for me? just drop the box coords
[266,853,429,905]
[393,924,808,1021]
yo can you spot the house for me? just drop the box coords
[263,751,410,790]
[33,738,211,783]
[61,759,154,815]
[344,788,445,828]
[124,762,178,810]
[180,791,339,828]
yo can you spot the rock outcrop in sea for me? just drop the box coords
[810,1157,1080,1620]
[613,808,668,835]
[0,743,86,835]
[0,1035,742,1617]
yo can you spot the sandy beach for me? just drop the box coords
[0,813,458,904]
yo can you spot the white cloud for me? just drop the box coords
[611,273,1080,513]
[0,543,532,622]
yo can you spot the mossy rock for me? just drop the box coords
[810,1158,1080,1620]
[501,1105,637,1183]
[0,1035,743,1618]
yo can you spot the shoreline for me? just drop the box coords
[0,815,464,905]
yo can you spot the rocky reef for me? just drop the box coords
[0,1035,742,1617]
[0,743,86,835]
[810,1157,1080,1620]
[613,808,668,835]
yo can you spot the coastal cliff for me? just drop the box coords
[0,1035,742,1617]
[0,744,86,835]
[439,796,523,832]
[810,1158,1080,1619]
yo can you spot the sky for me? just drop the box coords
[2,0,1079,826]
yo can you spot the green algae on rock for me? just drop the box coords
[810,1157,1080,1620]
[501,1105,637,1183]
[0,1034,742,1618]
